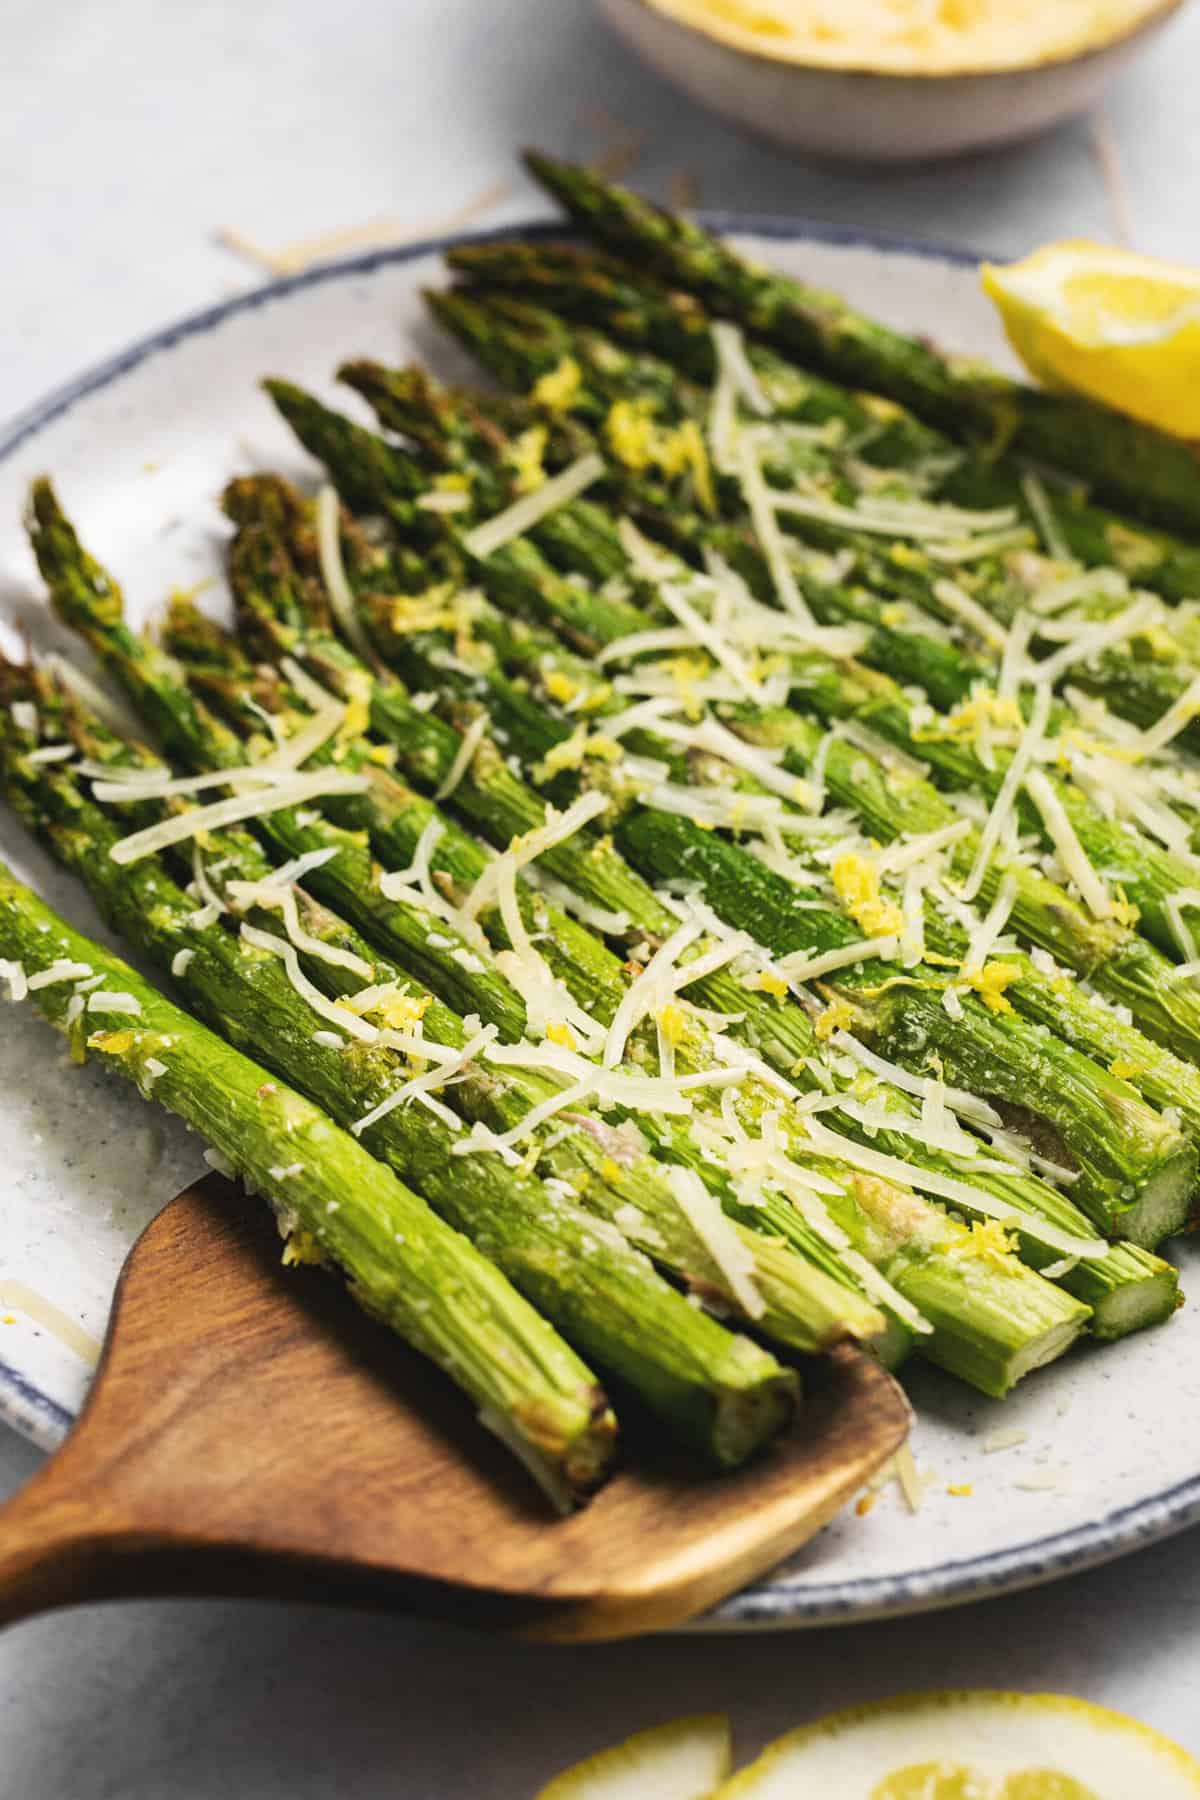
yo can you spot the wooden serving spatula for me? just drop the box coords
[0,1174,910,1641]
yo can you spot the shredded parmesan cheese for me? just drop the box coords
[240,922,379,1041]
[931,577,1009,653]
[733,435,815,623]
[227,878,373,979]
[26,960,92,991]
[315,485,376,664]
[802,1116,1105,1260]
[964,873,1018,971]
[667,1166,764,1318]
[1020,469,1071,562]
[1130,673,1200,758]
[24,743,76,765]
[0,960,29,1001]
[108,769,367,865]
[86,991,141,1015]
[462,452,605,559]
[434,713,488,801]
[775,935,899,982]
[1032,595,1160,687]
[350,1023,497,1138]
[960,680,1051,901]
[1025,770,1112,918]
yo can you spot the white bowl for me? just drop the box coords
[597,0,1183,162]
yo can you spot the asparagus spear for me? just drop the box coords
[0,855,621,1501]
[223,493,1194,1281]
[8,660,883,1365]
[232,475,1179,1337]
[27,477,632,1038]
[339,354,1200,1085]
[203,488,1120,1377]
[27,487,931,1369]
[521,152,1200,536]
[191,573,1111,1387]
[445,239,1200,602]
[0,683,805,1469]
[30,488,1103,1394]
[423,286,1200,772]
[258,383,1200,1246]
[398,323,1200,1048]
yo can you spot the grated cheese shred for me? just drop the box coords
[462,452,605,559]
[315,485,376,664]
[667,1166,765,1318]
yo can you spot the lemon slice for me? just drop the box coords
[982,242,1200,438]
[536,1714,732,1798]
[713,1691,1200,1797]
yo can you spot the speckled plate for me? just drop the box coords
[2,218,1200,1629]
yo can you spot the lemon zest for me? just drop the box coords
[532,728,624,784]
[508,425,548,494]
[815,996,856,1041]
[543,668,579,705]
[965,1218,1018,1264]
[656,1002,687,1046]
[1111,885,1140,928]
[532,356,582,414]
[832,853,905,936]
[746,969,789,999]
[959,960,1020,1014]
[282,1230,325,1268]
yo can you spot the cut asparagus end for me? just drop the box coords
[1088,1260,1181,1341]
[1116,1152,1197,1252]
[866,1313,915,1373]
[707,1347,799,1471]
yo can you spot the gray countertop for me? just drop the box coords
[4,1,1200,1790]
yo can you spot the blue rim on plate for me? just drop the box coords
[3,212,1198,1629]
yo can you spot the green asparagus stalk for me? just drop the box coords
[10,659,883,1364]
[27,489,928,1368]
[196,494,1122,1383]
[422,286,1200,774]
[260,382,1200,1246]
[0,856,620,1500]
[32,494,1105,1395]
[218,500,1194,1296]
[522,151,1200,536]
[0,684,805,1469]
[339,351,1200,1088]
[195,575,1109,1381]
[236,476,1178,1335]
[445,239,1200,602]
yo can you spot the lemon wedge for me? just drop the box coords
[535,1714,731,1798]
[983,242,1200,438]
[713,1691,1200,1798]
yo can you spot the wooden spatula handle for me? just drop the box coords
[0,1445,139,1628]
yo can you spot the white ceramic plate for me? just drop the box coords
[3,219,1200,1629]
